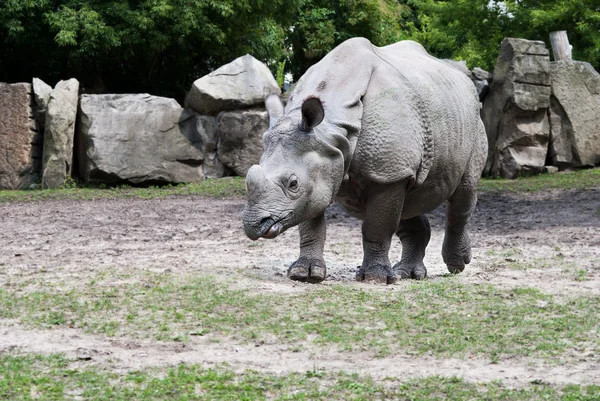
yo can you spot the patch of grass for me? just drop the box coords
[1,353,600,401]
[1,168,598,204]
[0,177,246,203]
[1,274,598,361]
[478,168,600,192]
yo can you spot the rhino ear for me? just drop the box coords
[301,97,324,131]
[265,94,284,128]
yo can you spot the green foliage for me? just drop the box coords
[505,0,600,67]
[405,0,600,71]
[405,0,514,70]
[0,0,299,100]
[286,0,408,78]
[276,60,286,88]
[2,0,600,98]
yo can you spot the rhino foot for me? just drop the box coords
[442,228,471,275]
[355,265,397,285]
[447,264,465,274]
[393,261,427,280]
[287,257,327,283]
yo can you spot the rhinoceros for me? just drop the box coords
[242,37,487,284]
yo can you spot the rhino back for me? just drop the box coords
[354,42,481,191]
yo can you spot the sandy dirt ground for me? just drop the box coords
[1,188,599,386]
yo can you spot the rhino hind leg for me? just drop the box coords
[442,179,478,274]
[393,215,431,280]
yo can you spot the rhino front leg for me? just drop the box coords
[356,182,406,284]
[288,213,327,283]
[393,215,431,280]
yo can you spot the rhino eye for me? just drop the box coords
[288,177,299,191]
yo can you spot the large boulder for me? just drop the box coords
[185,54,280,115]
[548,60,600,168]
[0,83,40,189]
[482,38,551,178]
[217,109,268,176]
[78,94,228,184]
[32,78,52,130]
[472,67,492,102]
[42,78,80,188]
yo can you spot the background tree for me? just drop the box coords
[285,0,410,79]
[404,0,514,70]
[505,0,600,68]
[0,0,299,101]
[404,0,600,72]
[1,0,599,100]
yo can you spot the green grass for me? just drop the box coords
[0,177,246,203]
[478,168,600,192]
[1,274,598,361]
[1,353,599,401]
[1,168,598,203]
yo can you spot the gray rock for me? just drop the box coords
[472,67,492,81]
[548,60,600,168]
[185,54,280,115]
[42,78,79,188]
[544,165,559,174]
[195,115,219,153]
[0,82,40,189]
[471,67,492,101]
[203,152,231,179]
[217,109,268,176]
[78,94,226,185]
[32,78,52,134]
[32,78,52,113]
[482,38,551,178]
[501,37,549,57]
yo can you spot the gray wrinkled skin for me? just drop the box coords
[243,38,488,284]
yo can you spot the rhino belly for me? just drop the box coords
[401,180,457,219]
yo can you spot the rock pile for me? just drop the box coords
[482,38,552,178]
[76,53,279,185]
[1,39,598,188]
[0,54,279,188]
[548,60,600,169]
[480,38,600,177]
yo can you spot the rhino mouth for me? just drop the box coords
[258,213,292,239]
[262,222,282,239]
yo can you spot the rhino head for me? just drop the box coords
[242,95,350,240]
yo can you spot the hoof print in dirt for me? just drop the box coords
[287,258,326,283]
[356,265,397,285]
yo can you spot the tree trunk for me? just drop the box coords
[550,31,572,61]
